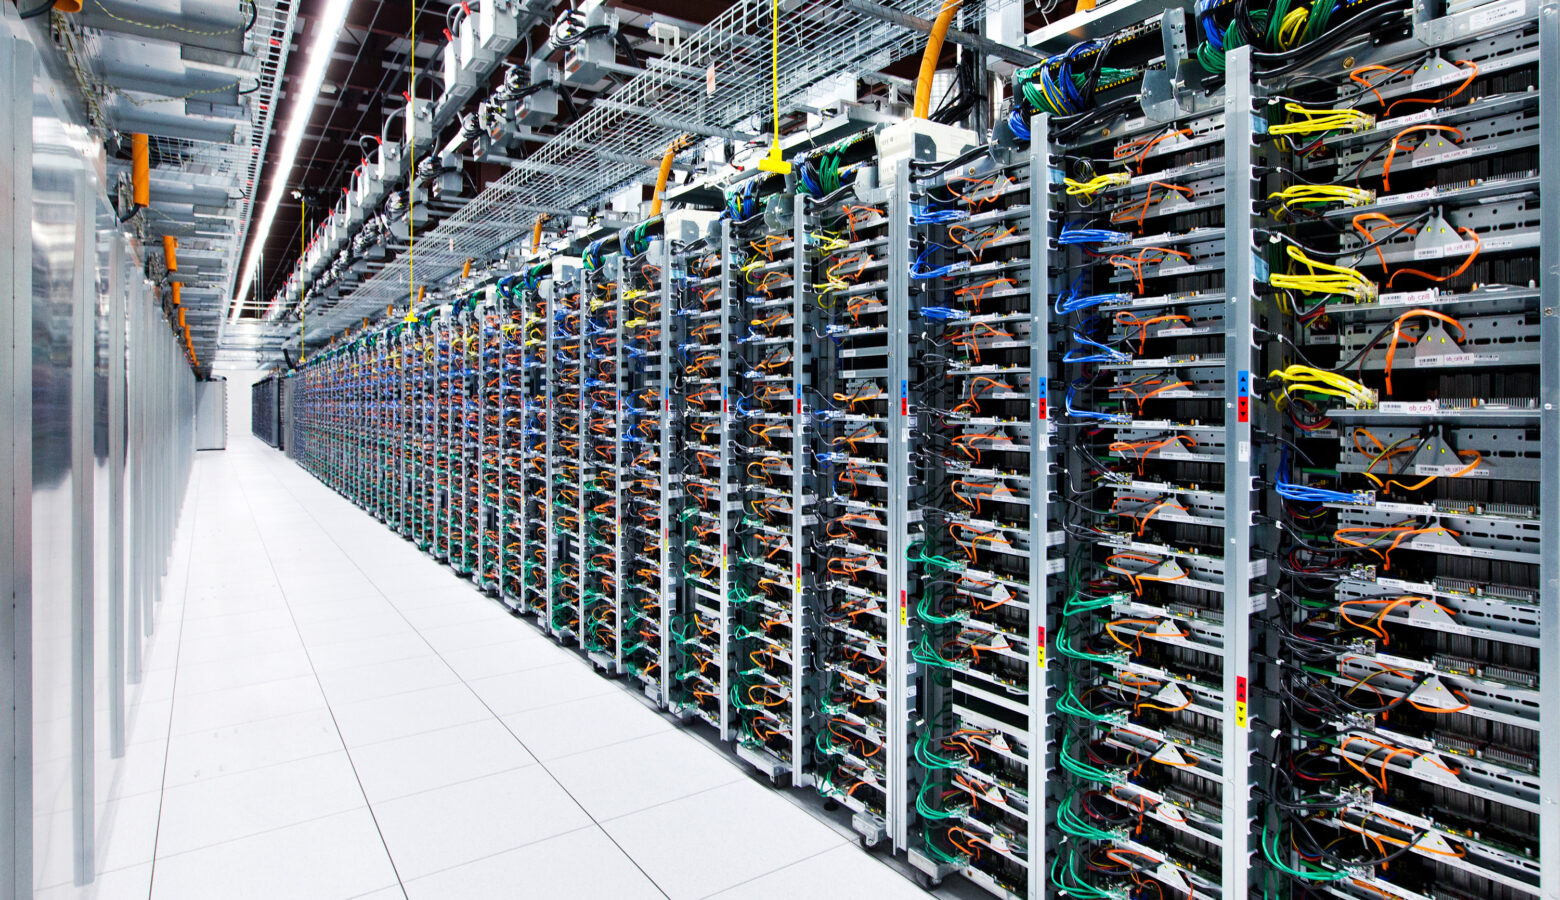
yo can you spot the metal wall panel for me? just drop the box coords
[2,25,36,900]
[195,380,228,451]
[29,119,89,892]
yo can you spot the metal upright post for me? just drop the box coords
[789,195,811,787]
[659,243,676,705]
[612,255,626,672]
[886,159,913,850]
[1537,8,1560,899]
[543,278,557,630]
[576,270,588,639]
[1026,113,1054,900]
[1221,45,1257,898]
[717,222,734,741]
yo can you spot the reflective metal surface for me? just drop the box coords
[2,22,37,900]
[31,115,91,891]
[2,10,200,896]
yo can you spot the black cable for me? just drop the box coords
[614,32,643,70]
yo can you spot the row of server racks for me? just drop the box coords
[251,374,285,449]
[289,2,1560,896]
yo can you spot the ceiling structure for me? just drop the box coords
[51,0,1037,370]
[55,0,298,375]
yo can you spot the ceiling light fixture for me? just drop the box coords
[229,0,358,319]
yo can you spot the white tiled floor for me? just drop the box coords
[57,431,943,900]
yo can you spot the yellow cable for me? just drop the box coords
[1268,102,1374,135]
[1278,8,1309,50]
[1270,244,1376,301]
[1064,173,1130,198]
[1268,184,1374,212]
[758,0,791,174]
[1269,365,1377,408]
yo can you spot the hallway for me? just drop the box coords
[50,432,938,900]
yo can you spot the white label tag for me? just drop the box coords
[1379,400,1439,414]
[1412,146,1473,167]
[1394,188,1436,203]
[1413,463,1489,476]
[1411,66,1467,92]
[1390,109,1440,127]
[1412,352,1478,367]
[1379,289,1437,307]
[1238,441,1250,462]
[1414,240,1476,261]
[1469,0,1524,31]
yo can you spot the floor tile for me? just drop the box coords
[32,791,163,890]
[305,632,438,676]
[371,767,590,879]
[170,675,327,735]
[33,863,152,900]
[150,809,398,900]
[178,608,296,639]
[163,707,343,787]
[602,780,845,899]
[704,844,932,899]
[154,751,366,856]
[172,649,315,698]
[313,656,459,707]
[439,638,573,682]
[396,601,515,631]
[295,612,414,647]
[465,659,616,717]
[501,689,673,761]
[402,827,663,900]
[545,730,746,821]
[330,683,490,748]
[416,620,537,655]
[169,626,304,667]
[347,719,533,804]
[289,595,397,627]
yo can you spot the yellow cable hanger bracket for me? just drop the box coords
[758,0,792,174]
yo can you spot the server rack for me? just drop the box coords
[250,375,283,448]
[286,17,1560,890]
[671,225,733,734]
[726,177,812,783]
[547,260,585,640]
[507,262,552,615]
[581,239,624,670]
[620,224,675,702]
[800,145,901,844]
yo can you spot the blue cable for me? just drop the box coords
[1065,382,1130,424]
[1059,224,1132,245]
[910,244,970,280]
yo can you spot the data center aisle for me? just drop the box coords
[60,431,942,900]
